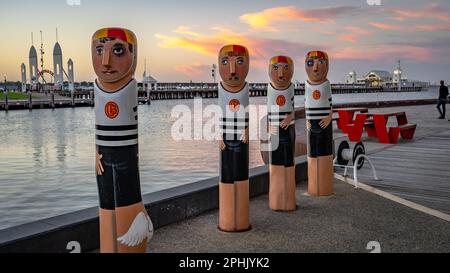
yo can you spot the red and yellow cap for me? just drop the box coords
[306,51,328,61]
[270,56,293,65]
[219,44,249,58]
[92,28,137,46]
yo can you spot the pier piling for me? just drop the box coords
[28,93,32,110]
[4,93,8,111]
[50,92,55,109]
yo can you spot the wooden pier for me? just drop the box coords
[332,103,450,216]
[357,129,450,215]
[0,86,426,111]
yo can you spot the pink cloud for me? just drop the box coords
[338,34,357,44]
[337,26,371,44]
[175,63,210,77]
[369,22,403,31]
[332,45,432,62]
[416,24,450,32]
[389,4,450,22]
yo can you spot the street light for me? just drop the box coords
[3,74,7,94]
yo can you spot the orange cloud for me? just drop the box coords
[173,26,203,38]
[239,5,359,32]
[156,26,249,57]
[155,26,311,68]
[369,22,403,31]
[389,4,450,22]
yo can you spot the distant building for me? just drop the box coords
[347,60,429,90]
[29,45,38,87]
[53,42,64,88]
[364,70,392,87]
[142,71,158,91]
[346,71,357,84]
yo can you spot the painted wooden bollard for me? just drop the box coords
[267,56,297,211]
[91,27,153,253]
[304,51,334,196]
[218,44,251,232]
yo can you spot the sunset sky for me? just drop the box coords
[1,0,450,84]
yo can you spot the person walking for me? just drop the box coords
[437,80,449,119]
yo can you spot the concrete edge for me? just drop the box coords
[0,157,308,253]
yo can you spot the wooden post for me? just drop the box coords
[4,92,8,111]
[71,91,75,107]
[51,92,55,109]
[90,90,94,107]
[28,92,33,110]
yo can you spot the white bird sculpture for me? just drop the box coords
[117,212,154,247]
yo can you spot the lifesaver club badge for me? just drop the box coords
[276,95,286,107]
[313,90,321,100]
[229,99,241,112]
[105,101,119,119]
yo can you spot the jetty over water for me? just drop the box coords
[0,85,426,111]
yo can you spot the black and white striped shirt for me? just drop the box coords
[218,83,249,141]
[94,79,139,147]
[304,80,332,120]
[267,83,295,126]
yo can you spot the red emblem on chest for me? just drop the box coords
[276,95,286,107]
[105,101,119,119]
[312,90,321,100]
[229,99,241,112]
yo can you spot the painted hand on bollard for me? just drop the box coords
[219,139,226,151]
[319,115,332,129]
[240,128,249,144]
[96,151,104,176]
[280,114,294,130]
[306,120,312,131]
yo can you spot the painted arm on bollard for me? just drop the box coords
[96,150,104,176]
[280,111,295,130]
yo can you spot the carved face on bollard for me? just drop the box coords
[269,56,294,89]
[92,28,137,91]
[218,45,250,92]
[305,51,329,85]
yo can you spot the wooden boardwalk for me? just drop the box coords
[357,129,450,215]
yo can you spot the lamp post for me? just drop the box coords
[3,74,7,95]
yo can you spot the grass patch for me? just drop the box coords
[0,92,38,100]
